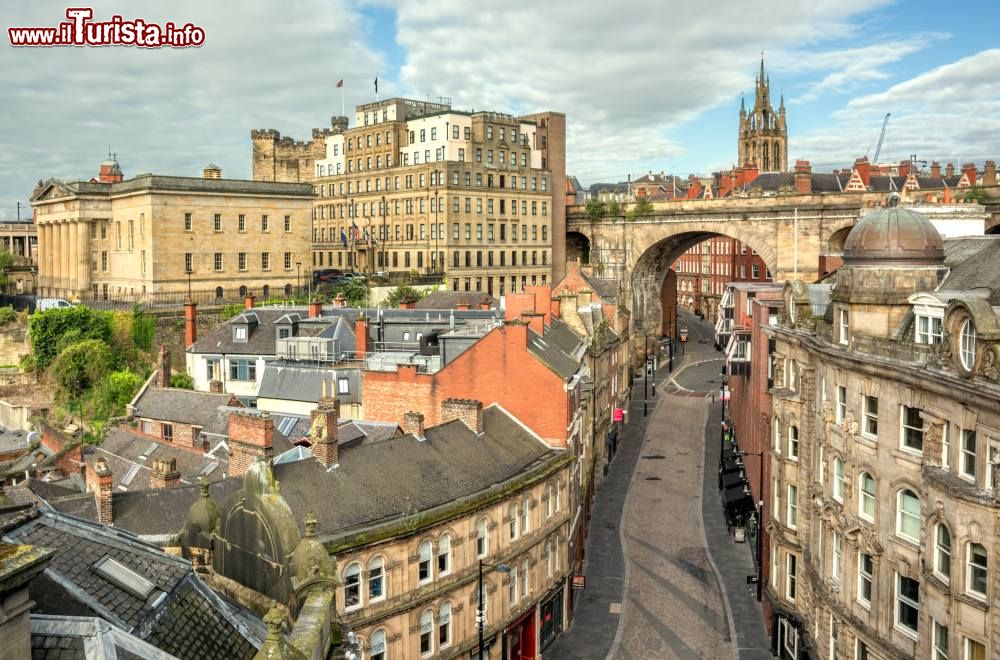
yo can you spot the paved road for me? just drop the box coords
[547,311,772,660]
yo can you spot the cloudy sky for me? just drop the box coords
[2,0,999,219]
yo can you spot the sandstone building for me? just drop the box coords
[739,58,788,173]
[252,97,568,288]
[766,198,1000,658]
[31,158,314,301]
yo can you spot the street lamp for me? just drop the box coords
[478,559,510,660]
[738,449,765,601]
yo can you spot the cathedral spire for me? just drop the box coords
[740,95,746,113]
[759,53,765,84]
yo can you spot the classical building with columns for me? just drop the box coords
[766,198,1000,659]
[30,158,314,301]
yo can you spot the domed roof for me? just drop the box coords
[843,194,944,265]
[182,476,220,549]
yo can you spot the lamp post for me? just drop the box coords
[478,559,510,660]
[296,262,301,298]
[719,366,729,467]
[186,269,192,302]
[738,449,765,601]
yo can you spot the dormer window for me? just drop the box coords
[234,326,247,342]
[960,319,977,371]
[838,309,849,345]
[278,327,291,340]
[915,315,943,344]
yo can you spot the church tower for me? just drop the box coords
[738,57,788,172]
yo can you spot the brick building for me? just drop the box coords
[673,236,772,322]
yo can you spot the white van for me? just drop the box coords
[36,298,74,312]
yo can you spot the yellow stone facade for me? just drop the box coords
[31,175,314,301]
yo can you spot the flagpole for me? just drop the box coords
[341,83,345,118]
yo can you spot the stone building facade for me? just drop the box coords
[766,199,1000,659]
[30,159,314,301]
[674,236,772,322]
[254,98,567,290]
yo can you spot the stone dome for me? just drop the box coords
[182,476,220,549]
[843,194,945,265]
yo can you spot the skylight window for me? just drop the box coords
[92,556,157,599]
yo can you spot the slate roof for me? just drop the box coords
[414,291,497,310]
[528,326,582,381]
[940,236,1000,303]
[31,615,177,660]
[188,308,290,355]
[84,429,229,491]
[580,271,619,302]
[748,172,966,194]
[3,509,260,659]
[258,364,362,405]
[101,406,561,541]
[131,388,237,430]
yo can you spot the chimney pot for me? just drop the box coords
[402,411,425,438]
[309,299,323,317]
[185,301,198,349]
[227,412,274,478]
[157,345,171,388]
[441,398,484,434]
[310,395,340,466]
[244,294,255,310]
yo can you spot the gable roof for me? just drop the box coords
[132,388,236,429]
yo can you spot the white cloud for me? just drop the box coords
[793,49,1000,167]
[0,1,384,216]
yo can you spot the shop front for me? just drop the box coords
[502,607,536,660]
[539,581,565,651]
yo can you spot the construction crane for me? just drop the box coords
[872,113,891,164]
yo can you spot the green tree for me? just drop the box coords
[222,303,245,319]
[49,339,115,400]
[29,306,113,369]
[0,306,16,326]
[626,197,654,220]
[584,198,606,220]
[129,305,157,352]
[0,251,13,289]
[169,372,194,389]
[385,285,424,307]
[92,369,143,419]
[963,185,989,204]
[340,279,368,307]
[606,200,621,217]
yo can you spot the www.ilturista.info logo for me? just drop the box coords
[8,8,205,48]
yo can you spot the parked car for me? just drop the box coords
[36,298,73,312]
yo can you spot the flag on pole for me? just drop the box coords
[374,76,378,94]
[340,230,348,248]
[336,79,344,88]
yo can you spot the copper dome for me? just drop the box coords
[843,195,945,265]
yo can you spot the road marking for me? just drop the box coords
[609,602,622,614]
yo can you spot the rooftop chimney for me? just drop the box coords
[244,294,255,310]
[984,161,997,187]
[946,162,955,177]
[522,312,545,336]
[333,293,347,308]
[794,160,812,194]
[227,411,274,478]
[309,299,323,318]
[402,411,425,438]
[157,344,171,388]
[185,301,198,349]
[310,390,340,467]
[931,161,941,178]
[90,458,114,525]
[354,316,369,361]
[441,398,484,435]
[150,458,181,489]
[959,163,977,188]
[854,157,872,186]
[203,164,222,179]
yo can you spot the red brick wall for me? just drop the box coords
[363,323,571,446]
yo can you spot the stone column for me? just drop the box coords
[60,222,71,295]
[35,223,46,293]
[47,223,59,295]
[76,221,90,296]
[68,220,79,296]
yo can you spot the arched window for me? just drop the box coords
[214,286,224,300]
[896,489,921,542]
[508,504,519,541]
[239,285,248,298]
[370,629,386,660]
[787,426,799,460]
[960,318,977,370]
[520,498,529,534]
[476,518,488,558]
[934,524,951,582]
[418,540,433,584]
[438,602,451,648]
[437,533,451,576]
[858,473,876,522]
[967,543,988,598]
[344,562,362,610]
[262,285,270,299]
[284,283,292,296]
[419,609,434,656]
[368,556,385,602]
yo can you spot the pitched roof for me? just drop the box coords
[414,291,496,310]
[188,308,290,355]
[31,615,177,660]
[258,364,362,404]
[131,388,236,429]
[527,328,582,380]
[580,270,619,302]
[85,430,229,491]
[940,236,1000,303]
[3,509,260,659]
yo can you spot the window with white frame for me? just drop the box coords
[935,524,952,582]
[545,540,554,578]
[965,638,986,660]
[788,361,797,390]
[961,429,977,480]
[858,552,873,606]
[418,541,433,584]
[476,519,488,558]
[771,544,779,588]
[833,458,845,502]
[520,498,529,534]
[862,395,878,438]
[508,505,519,541]
[521,558,529,599]
[774,422,782,454]
[916,315,943,344]
[437,534,451,576]
[901,406,924,452]
[344,562,361,610]
[967,543,988,599]
[438,602,451,649]
[895,573,920,637]
[818,446,826,485]
[787,485,798,529]
[942,423,951,469]
[839,308,849,345]
[508,564,518,606]
[370,629,386,660]
[369,557,385,601]
[933,620,949,660]
[836,386,847,423]
[859,472,876,522]
[546,483,554,518]
[896,489,921,542]
[786,553,797,601]
[959,319,977,371]
[832,532,842,582]
[788,426,799,460]
[419,609,434,656]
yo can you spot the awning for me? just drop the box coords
[720,457,743,474]
[722,484,753,511]
[721,471,746,490]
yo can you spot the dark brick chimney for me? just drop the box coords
[157,345,171,388]
[442,398,484,434]
[793,160,812,194]
[310,394,340,466]
[402,411,425,438]
[185,301,197,349]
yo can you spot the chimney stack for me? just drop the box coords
[310,391,340,466]
[960,163,978,187]
[898,160,911,178]
[244,294,255,310]
[550,296,561,319]
[354,315,369,361]
[854,157,872,186]
[455,302,470,311]
[157,344,171,388]
[333,293,347,308]
[441,399,484,435]
[150,458,181,489]
[522,312,545,336]
[309,299,323,317]
[931,161,941,178]
[946,162,955,177]
[185,301,198,349]
[984,161,997,187]
[209,380,223,393]
[402,411,425,438]
[203,164,222,179]
[227,411,274,477]
[91,458,114,525]
[793,160,812,194]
